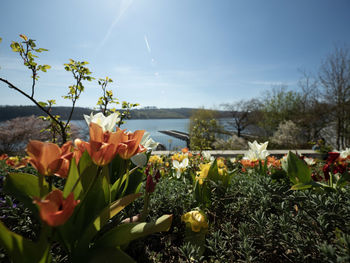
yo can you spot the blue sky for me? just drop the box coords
[0,0,349,109]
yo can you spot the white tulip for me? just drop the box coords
[141,132,159,150]
[243,141,270,161]
[84,112,120,132]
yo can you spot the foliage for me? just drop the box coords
[124,165,350,263]
[189,109,220,151]
[96,77,118,115]
[259,85,303,136]
[0,35,93,144]
[3,141,350,262]
[270,120,305,148]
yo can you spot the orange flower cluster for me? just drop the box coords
[0,154,29,169]
[240,159,259,168]
[267,156,281,168]
[76,123,146,166]
[240,156,281,172]
[26,123,146,176]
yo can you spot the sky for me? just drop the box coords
[0,0,349,109]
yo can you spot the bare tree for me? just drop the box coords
[319,46,350,149]
[221,99,261,137]
[298,70,330,141]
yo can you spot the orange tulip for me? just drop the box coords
[55,141,74,178]
[82,123,146,165]
[33,190,79,227]
[27,140,63,176]
[116,129,146,160]
[81,123,119,166]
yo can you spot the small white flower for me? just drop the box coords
[84,112,120,132]
[202,151,215,162]
[244,141,270,161]
[130,132,159,167]
[172,158,189,179]
[229,157,237,164]
[340,148,350,159]
[303,157,316,166]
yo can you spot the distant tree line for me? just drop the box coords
[191,46,350,151]
[0,106,93,121]
[0,106,232,122]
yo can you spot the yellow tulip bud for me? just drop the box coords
[181,210,208,232]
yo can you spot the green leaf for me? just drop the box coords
[123,168,144,196]
[10,42,21,52]
[73,193,141,257]
[3,173,51,216]
[58,165,110,250]
[110,173,128,201]
[0,37,2,43]
[63,158,83,199]
[94,214,173,248]
[38,101,48,107]
[0,221,51,263]
[286,151,312,185]
[291,181,324,190]
[207,159,221,182]
[109,155,128,184]
[290,182,313,190]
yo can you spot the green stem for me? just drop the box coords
[38,174,44,198]
[140,192,150,222]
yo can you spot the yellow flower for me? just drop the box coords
[149,155,163,165]
[196,163,211,185]
[217,158,227,176]
[181,210,208,232]
[171,153,187,162]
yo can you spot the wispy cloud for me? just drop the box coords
[144,35,151,53]
[96,0,133,52]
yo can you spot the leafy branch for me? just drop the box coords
[0,35,92,144]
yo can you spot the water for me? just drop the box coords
[71,119,191,150]
[70,118,239,150]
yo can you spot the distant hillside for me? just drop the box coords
[0,106,231,121]
[0,106,93,121]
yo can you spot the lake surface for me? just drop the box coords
[71,119,191,150]
[71,118,235,150]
